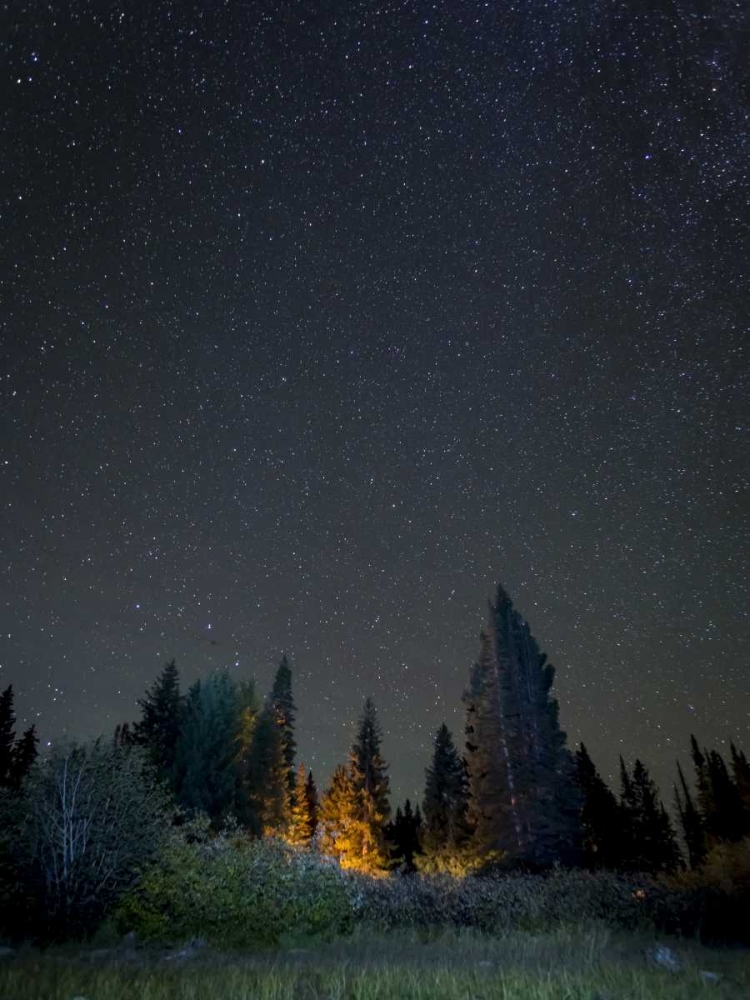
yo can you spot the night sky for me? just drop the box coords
[2,1,748,805]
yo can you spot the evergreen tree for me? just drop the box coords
[305,768,319,835]
[318,763,367,866]
[674,760,706,869]
[288,762,316,845]
[0,686,16,786]
[113,722,134,749]
[233,679,260,824]
[464,586,581,868]
[245,706,289,837]
[731,744,750,822]
[574,743,622,869]
[269,656,296,798]
[173,672,239,825]
[348,697,391,871]
[133,659,184,786]
[706,749,747,843]
[387,799,422,872]
[620,757,681,873]
[10,725,38,786]
[422,723,470,869]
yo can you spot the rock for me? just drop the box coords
[163,937,207,961]
[647,944,682,972]
[477,960,494,968]
[120,931,138,949]
[700,970,722,984]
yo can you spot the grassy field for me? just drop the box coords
[1,927,748,1000]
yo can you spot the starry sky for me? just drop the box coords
[2,0,748,806]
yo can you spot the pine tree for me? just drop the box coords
[674,760,706,869]
[706,749,747,843]
[318,763,368,866]
[10,725,38,786]
[348,697,391,871]
[133,659,184,786]
[388,799,422,871]
[113,722,134,749]
[269,656,296,798]
[731,744,750,828]
[422,723,470,870]
[288,761,316,845]
[620,757,681,873]
[574,743,622,869]
[173,672,239,825]
[0,686,16,786]
[245,706,289,837]
[464,586,581,868]
[305,768,319,835]
[233,680,260,824]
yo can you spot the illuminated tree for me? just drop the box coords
[245,706,289,837]
[288,762,316,845]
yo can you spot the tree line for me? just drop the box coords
[2,583,749,877]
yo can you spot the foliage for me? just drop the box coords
[387,799,422,872]
[116,827,353,947]
[287,762,316,845]
[0,741,170,940]
[173,672,239,826]
[245,706,289,836]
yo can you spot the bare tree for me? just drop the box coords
[16,740,170,937]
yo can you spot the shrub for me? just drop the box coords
[116,827,353,947]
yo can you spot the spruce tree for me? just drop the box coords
[348,697,391,871]
[318,763,367,865]
[464,586,581,867]
[173,672,239,825]
[245,706,289,837]
[133,659,184,786]
[422,723,470,870]
[288,761,316,845]
[731,744,750,827]
[706,749,747,843]
[10,725,38,786]
[305,768,319,836]
[269,655,296,798]
[574,743,622,869]
[674,760,706,869]
[388,799,422,872]
[620,757,681,873]
[0,686,16,786]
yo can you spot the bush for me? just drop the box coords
[345,868,657,935]
[116,826,353,947]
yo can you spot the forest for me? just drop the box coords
[1,584,749,967]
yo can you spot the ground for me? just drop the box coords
[1,927,748,999]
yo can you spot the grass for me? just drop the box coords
[1,926,748,1000]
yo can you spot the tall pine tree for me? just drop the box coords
[0,686,16,786]
[133,659,184,787]
[10,725,38,786]
[269,656,296,799]
[674,760,706,869]
[287,762,317,845]
[421,723,470,871]
[620,757,681,873]
[244,705,289,837]
[574,743,622,869]
[173,672,239,825]
[464,586,581,868]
